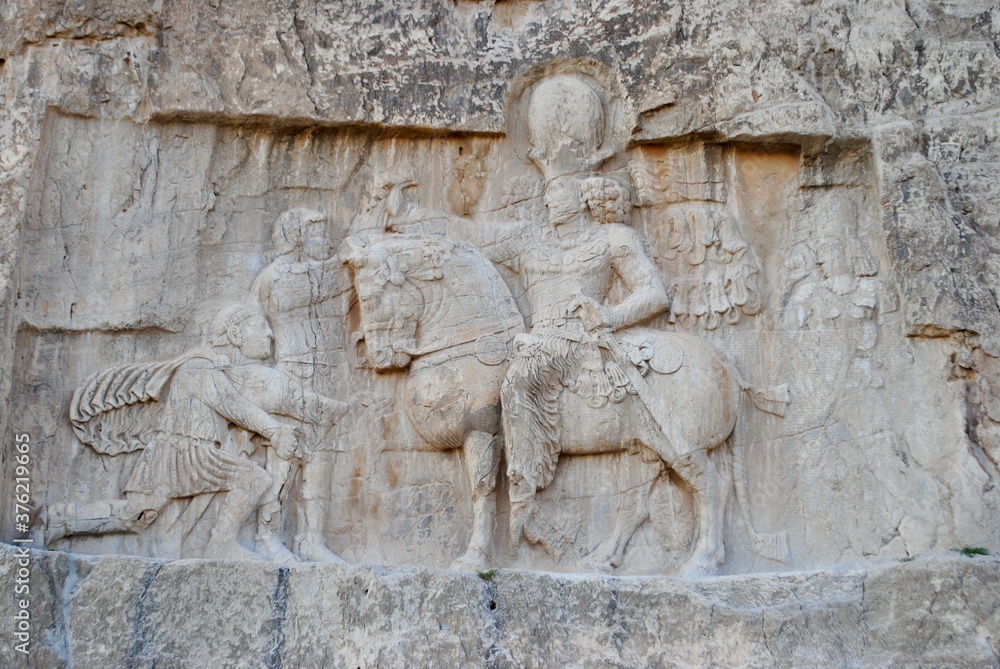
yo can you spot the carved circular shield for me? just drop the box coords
[648,340,683,375]
[475,334,509,366]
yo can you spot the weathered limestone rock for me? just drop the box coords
[3,0,1000,664]
[1,545,998,668]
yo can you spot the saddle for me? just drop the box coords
[518,327,685,408]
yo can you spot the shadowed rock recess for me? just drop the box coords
[3,0,1000,666]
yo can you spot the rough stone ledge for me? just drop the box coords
[0,543,997,668]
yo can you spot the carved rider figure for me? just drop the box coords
[376,76,677,540]
[387,173,669,538]
[349,74,789,573]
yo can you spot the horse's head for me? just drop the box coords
[341,235,444,371]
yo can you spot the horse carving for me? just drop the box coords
[343,233,524,571]
[343,232,789,575]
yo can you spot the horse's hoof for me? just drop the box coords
[204,542,267,562]
[581,550,617,574]
[590,542,624,572]
[449,549,489,573]
[679,558,720,579]
[294,535,346,564]
[599,559,619,574]
[582,558,616,575]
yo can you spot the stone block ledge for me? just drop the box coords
[0,544,997,668]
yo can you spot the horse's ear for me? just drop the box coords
[386,180,416,218]
[339,235,369,267]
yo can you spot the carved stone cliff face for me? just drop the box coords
[2,0,1000,580]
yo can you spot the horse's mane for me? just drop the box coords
[364,233,464,271]
[352,232,525,354]
[362,233,508,291]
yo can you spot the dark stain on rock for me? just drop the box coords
[603,587,630,651]
[482,577,514,669]
[263,567,292,669]
[125,563,164,669]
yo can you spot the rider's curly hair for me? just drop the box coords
[581,176,633,225]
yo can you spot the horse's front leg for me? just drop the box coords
[589,477,653,573]
[450,429,500,572]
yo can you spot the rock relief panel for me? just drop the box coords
[9,63,994,575]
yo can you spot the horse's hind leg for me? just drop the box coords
[637,407,726,576]
[672,448,725,577]
[450,430,500,571]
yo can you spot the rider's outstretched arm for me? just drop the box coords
[388,203,525,265]
[605,225,670,330]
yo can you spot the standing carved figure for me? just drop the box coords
[251,208,353,562]
[48,304,345,560]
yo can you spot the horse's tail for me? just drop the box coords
[742,382,790,417]
[730,380,790,562]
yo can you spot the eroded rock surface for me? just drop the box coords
[3,0,1000,663]
[1,545,998,668]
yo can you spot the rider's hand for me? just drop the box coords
[270,425,299,461]
[323,398,349,424]
[569,295,612,332]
